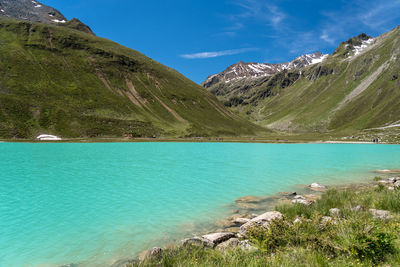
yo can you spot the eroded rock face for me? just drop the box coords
[238,211,283,236]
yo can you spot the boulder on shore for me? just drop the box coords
[309,183,327,189]
[201,232,235,246]
[238,211,283,236]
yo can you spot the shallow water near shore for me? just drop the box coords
[1,143,400,267]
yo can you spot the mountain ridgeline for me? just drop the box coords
[0,1,264,139]
[203,30,400,136]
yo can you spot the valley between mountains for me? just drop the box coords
[0,0,400,142]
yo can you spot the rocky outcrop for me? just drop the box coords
[63,18,95,36]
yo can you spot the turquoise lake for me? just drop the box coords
[1,143,400,267]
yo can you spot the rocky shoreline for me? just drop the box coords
[113,173,400,267]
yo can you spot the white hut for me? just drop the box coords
[36,134,62,141]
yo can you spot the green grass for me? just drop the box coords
[134,185,400,266]
[0,18,265,139]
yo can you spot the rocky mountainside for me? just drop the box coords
[0,0,66,24]
[202,52,327,88]
[0,0,95,35]
[0,17,263,138]
[203,29,400,136]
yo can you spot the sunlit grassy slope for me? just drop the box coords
[0,19,264,139]
[208,26,400,136]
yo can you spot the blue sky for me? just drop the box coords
[41,0,400,84]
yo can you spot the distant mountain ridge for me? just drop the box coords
[202,52,327,88]
[201,29,400,138]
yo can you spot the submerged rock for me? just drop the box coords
[233,218,250,224]
[239,211,283,236]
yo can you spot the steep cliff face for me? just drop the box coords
[203,27,400,135]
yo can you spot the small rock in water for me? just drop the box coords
[329,208,340,217]
[310,183,327,189]
[369,209,391,219]
[216,238,239,251]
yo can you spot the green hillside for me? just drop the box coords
[205,27,400,138]
[0,19,264,139]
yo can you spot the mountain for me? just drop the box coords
[202,52,327,88]
[0,18,264,138]
[0,0,67,24]
[0,0,95,35]
[202,29,400,138]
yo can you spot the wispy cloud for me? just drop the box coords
[180,48,257,59]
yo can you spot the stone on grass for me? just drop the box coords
[321,216,333,224]
[202,232,235,246]
[181,237,214,248]
[369,209,390,219]
[352,205,363,212]
[329,208,340,217]
[216,238,239,251]
[238,240,258,251]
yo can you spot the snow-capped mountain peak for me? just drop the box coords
[202,52,328,88]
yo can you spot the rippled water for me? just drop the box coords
[1,143,400,267]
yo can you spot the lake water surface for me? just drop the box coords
[1,143,400,267]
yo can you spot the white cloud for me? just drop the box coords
[181,48,257,59]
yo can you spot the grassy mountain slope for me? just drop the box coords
[206,27,400,137]
[0,19,264,138]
